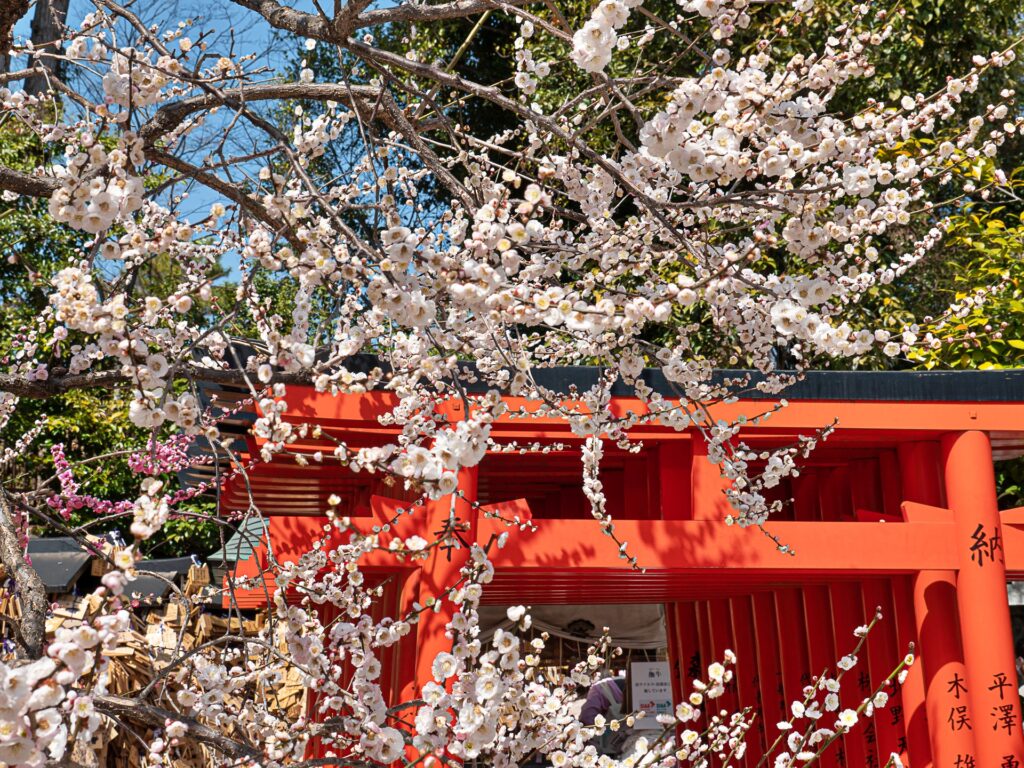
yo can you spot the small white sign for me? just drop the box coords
[630,661,673,729]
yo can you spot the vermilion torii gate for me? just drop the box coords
[196,368,1024,768]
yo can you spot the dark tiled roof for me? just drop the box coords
[129,571,177,599]
[205,345,1024,403]
[26,538,92,594]
[137,556,194,575]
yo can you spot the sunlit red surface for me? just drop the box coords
[213,383,1024,765]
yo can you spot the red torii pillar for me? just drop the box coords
[900,441,969,768]
[412,466,479,694]
[912,571,971,767]
[943,431,1024,768]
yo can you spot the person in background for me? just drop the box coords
[581,672,628,756]
[1016,656,1024,704]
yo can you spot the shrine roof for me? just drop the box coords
[219,346,1024,403]
[503,366,1024,402]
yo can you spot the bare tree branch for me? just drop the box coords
[0,80,397,239]
[0,366,321,399]
[375,88,478,211]
[355,0,525,28]
[96,695,262,760]
[227,0,331,39]
[229,0,526,39]
[149,149,294,238]
[0,166,59,198]
[334,0,375,38]
[139,82,391,144]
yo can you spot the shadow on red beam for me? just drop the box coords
[480,519,962,572]
[220,506,1024,608]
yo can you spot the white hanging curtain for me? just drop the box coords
[477,603,667,649]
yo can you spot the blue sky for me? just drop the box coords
[15,1,319,61]
[12,1,327,279]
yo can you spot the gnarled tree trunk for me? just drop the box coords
[0,490,47,659]
[0,0,32,75]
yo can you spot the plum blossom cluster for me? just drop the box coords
[45,254,214,430]
[570,0,641,73]
[47,443,134,520]
[129,477,172,539]
[769,617,913,767]
[0,658,70,765]
[252,388,505,499]
[127,434,197,476]
[48,440,217,531]
[102,49,176,109]
[46,132,145,235]
[0,576,132,766]
[0,419,46,474]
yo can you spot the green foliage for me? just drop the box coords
[907,205,1024,370]
[0,121,87,311]
[143,505,221,559]
[0,121,219,557]
[762,0,1023,115]
[998,460,1024,510]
